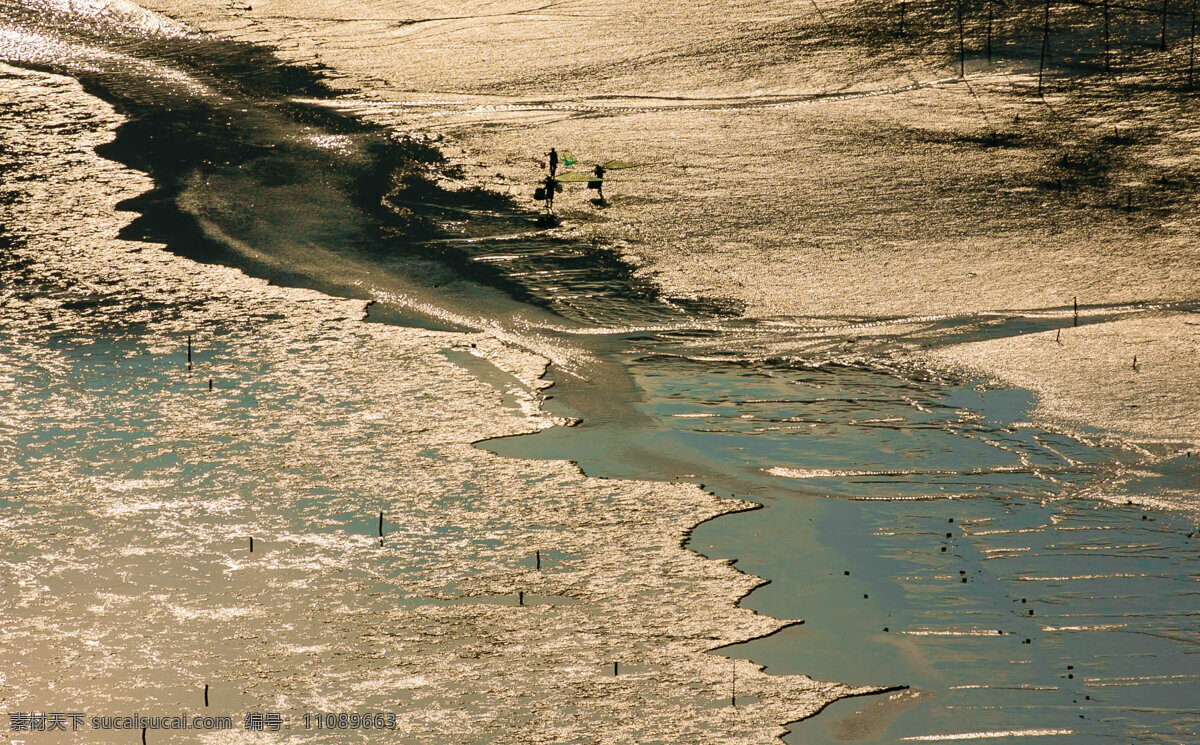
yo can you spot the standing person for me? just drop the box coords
[548,148,559,177]
[543,175,557,210]
[589,163,606,202]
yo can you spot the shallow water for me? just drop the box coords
[1,62,866,744]
[484,354,1200,744]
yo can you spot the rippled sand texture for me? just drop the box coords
[134,0,1200,452]
[0,65,867,742]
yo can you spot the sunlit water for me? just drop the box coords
[487,356,1200,743]
[3,1,1199,743]
[2,60,868,744]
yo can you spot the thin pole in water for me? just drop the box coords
[536,550,541,570]
[250,536,254,553]
[900,0,906,36]
[204,684,209,707]
[187,335,192,369]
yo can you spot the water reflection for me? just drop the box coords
[484,354,1200,744]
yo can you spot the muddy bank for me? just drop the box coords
[0,61,865,742]
[136,0,1200,460]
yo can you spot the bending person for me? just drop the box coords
[589,164,606,202]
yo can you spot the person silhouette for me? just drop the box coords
[548,148,559,177]
[589,163,606,201]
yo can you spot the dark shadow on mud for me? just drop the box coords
[6,4,740,329]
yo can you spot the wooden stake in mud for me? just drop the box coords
[731,663,737,707]
[187,335,192,369]
[987,2,994,63]
[614,661,619,676]
[958,1,966,77]
[518,591,524,606]
[1039,0,1051,95]
[536,549,541,570]
[142,727,147,745]
[249,536,254,553]
[1163,0,1170,50]
[1073,296,1078,326]
[1190,0,1197,88]
[900,0,907,36]
[204,684,209,707]
[208,378,213,391]
[1104,0,1112,72]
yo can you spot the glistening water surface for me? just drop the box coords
[3,62,855,743]
[484,355,1200,744]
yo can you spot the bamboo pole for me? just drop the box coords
[1039,0,1051,95]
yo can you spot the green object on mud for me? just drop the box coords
[555,171,601,183]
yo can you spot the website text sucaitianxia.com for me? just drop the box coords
[8,712,402,733]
